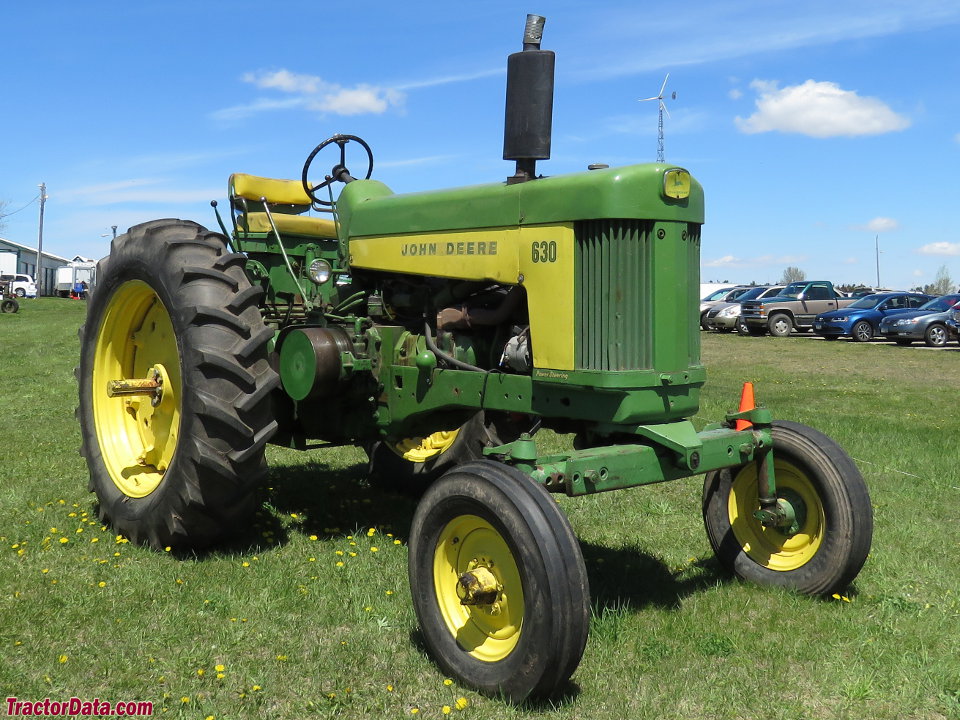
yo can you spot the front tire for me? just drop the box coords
[767,313,793,337]
[1,298,18,313]
[14,288,25,298]
[77,219,279,550]
[851,320,874,342]
[409,460,590,702]
[368,412,505,496]
[702,421,872,595]
[924,323,947,348]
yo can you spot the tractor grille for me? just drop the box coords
[574,219,700,373]
[575,219,653,371]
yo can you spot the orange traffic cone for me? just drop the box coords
[736,381,755,431]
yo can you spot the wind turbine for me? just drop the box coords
[639,73,675,163]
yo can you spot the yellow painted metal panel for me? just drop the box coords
[350,224,575,370]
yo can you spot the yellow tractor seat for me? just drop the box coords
[229,173,337,239]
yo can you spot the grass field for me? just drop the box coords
[1,298,958,719]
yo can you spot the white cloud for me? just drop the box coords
[703,253,806,268]
[853,217,900,233]
[844,257,858,264]
[735,80,910,138]
[917,242,960,256]
[214,69,405,122]
[728,88,743,100]
[913,269,925,277]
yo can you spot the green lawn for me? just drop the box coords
[1,299,957,719]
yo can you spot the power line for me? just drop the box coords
[0,194,41,220]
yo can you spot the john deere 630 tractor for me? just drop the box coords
[77,15,873,702]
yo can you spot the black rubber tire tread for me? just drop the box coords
[702,420,873,596]
[851,320,874,342]
[409,460,590,703]
[895,339,913,346]
[77,219,279,551]
[747,326,766,336]
[767,313,793,337]
[1,298,19,313]
[367,412,497,496]
[736,319,750,336]
[923,323,947,348]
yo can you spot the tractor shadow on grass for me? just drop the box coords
[580,541,730,613]
[218,459,419,554]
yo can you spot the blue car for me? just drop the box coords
[814,292,932,342]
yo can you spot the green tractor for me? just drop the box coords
[77,15,872,702]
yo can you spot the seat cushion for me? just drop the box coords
[230,173,313,206]
[240,212,338,239]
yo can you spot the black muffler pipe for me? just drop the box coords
[503,14,555,184]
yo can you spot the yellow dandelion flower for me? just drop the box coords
[443,679,453,686]
[58,655,68,663]
[98,581,106,588]
[180,697,190,704]
[308,557,316,562]
[443,706,452,715]
[290,513,299,519]
[90,537,99,543]
[164,546,171,552]
[215,664,225,672]
[276,654,288,661]
[386,684,394,692]
[394,539,402,545]
[364,606,372,612]
[197,668,205,677]
[216,673,225,680]
[241,561,250,567]
[252,685,262,692]
[455,697,469,710]
[309,534,318,541]
[336,561,344,567]
[349,552,357,557]
[205,716,214,720]
[367,528,376,536]
[41,568,49,574]
[370,546,379,552]
[335,550,344,556]
[59,537,69,544]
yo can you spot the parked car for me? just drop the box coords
[0,273,37,298]
[699,286,752,329]
[877,293,960,347]
[814,292,932,342]
[703,285,785,333]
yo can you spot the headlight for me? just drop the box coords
[308,259,332,285]
[894,318,915,327]
[832,316,847,323]
[719,306,740,317]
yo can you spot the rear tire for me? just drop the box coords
[1,298,18,313]
[736,318,750,336]
[409,460,589,702]
[14,288,25,298]
[923,323,947,348]
[702,421,872,595]
[77,219,279,550]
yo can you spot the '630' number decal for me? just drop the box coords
[530,240,558,263]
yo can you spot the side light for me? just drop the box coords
[662,168,691,199]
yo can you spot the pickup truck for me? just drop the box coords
[740,280,856,337]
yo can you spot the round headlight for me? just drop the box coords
[308,259,332,285]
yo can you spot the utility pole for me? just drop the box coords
[36,183,47,296]
[875,234,880,288]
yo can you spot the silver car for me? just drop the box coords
[878,293,960,347]
[704,285,785,333]
[699,286,752,329]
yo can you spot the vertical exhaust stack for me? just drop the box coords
[503,14,555,185]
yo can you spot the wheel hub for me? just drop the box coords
[457,564,502,610]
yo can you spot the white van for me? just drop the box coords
[0,273,37,298]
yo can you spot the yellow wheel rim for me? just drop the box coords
[92,280,181,498]
[392,430,460,463]
[433,515,524,662]
[728,459,824,571]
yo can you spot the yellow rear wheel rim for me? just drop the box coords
[393,430,460,463]
[92,281,181,498]
[728,459,824,571]
[433,515,524,662]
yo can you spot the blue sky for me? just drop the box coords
[2,1,959,290]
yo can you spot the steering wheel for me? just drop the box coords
[301,134,374,206]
